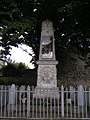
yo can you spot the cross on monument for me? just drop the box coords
[33,20,59,98]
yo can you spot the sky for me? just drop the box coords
[0,33,35,69]
[6,44,35,69]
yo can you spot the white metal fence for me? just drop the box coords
[0,85,90,119]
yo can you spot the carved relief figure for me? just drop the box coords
[38,66,56,84]
[42,36,53,58]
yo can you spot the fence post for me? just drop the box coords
[61,85,64,118]
[89,87,90,108]
[27,86,30,118]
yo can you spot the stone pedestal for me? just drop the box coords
[33,60,59,98]
[33,87,59,98]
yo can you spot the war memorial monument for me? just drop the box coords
[34,20,59,98]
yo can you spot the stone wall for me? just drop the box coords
[57,55,90,86]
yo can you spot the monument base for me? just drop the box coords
[33,87,60,98]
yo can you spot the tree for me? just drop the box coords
[1,62,28,76]
[0,0,90,66]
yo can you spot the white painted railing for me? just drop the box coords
[0,85,90,119]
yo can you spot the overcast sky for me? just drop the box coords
[6,44,35,69]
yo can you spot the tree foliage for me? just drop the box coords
[1,62,28,76]
[0,0,90,65]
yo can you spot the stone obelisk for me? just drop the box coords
[33,20,59,98]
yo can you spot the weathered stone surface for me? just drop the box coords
[39,19,56,60]
[33,87,59,98]
[37,65,57,88]
[34,20,59,98]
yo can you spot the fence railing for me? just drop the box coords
[0,85,90,119]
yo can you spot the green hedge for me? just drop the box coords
[1,62,28,77]
[0,68,37,86]
[0,76,37,86]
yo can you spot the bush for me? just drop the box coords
[16,62,27,76]
[1,62,28,77]
[1,63,17,76]
[0,76,36,86]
